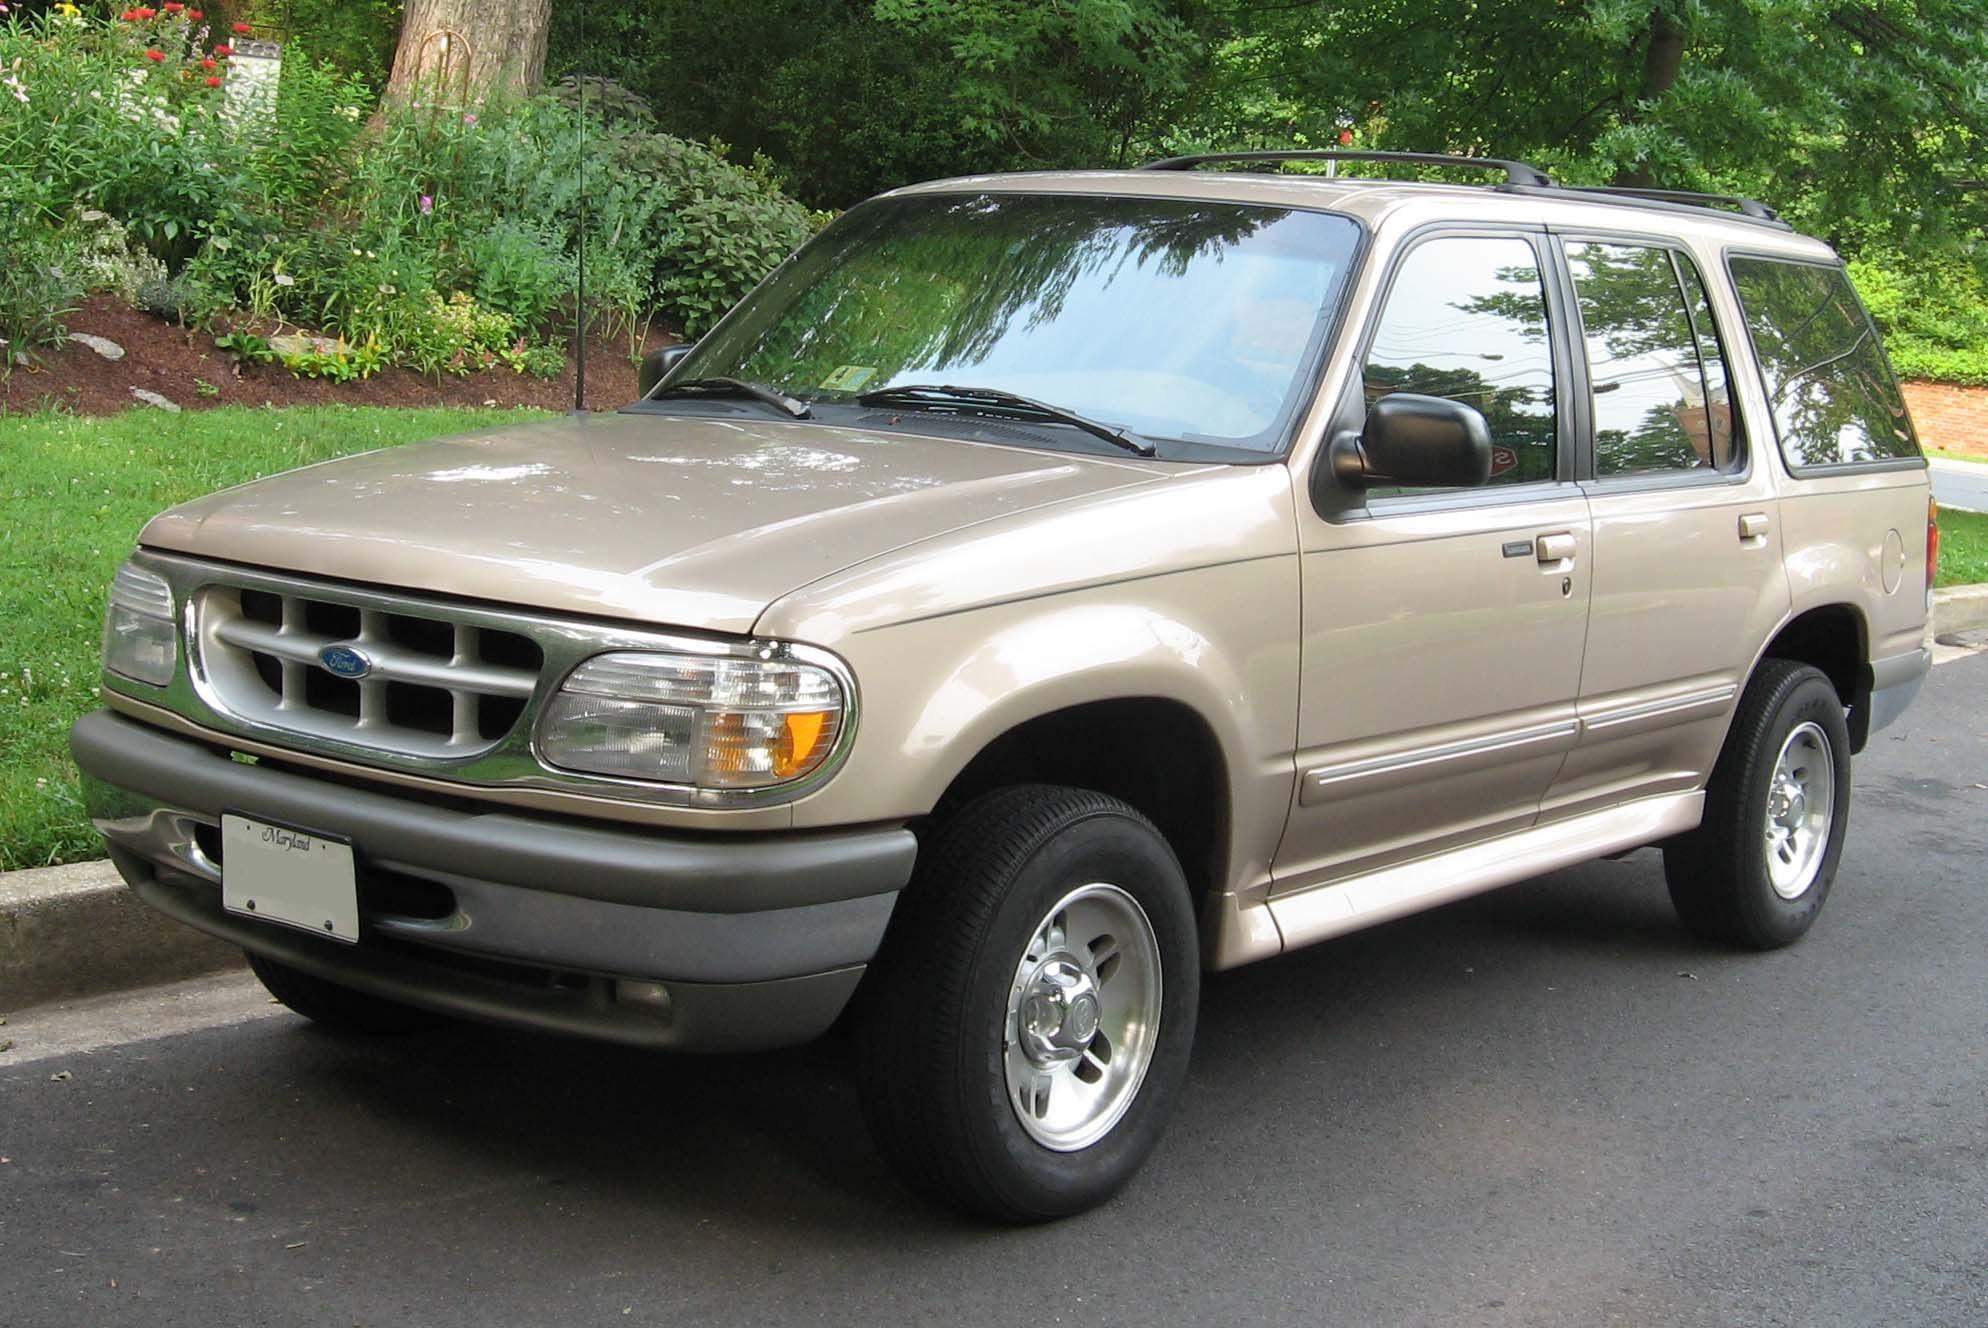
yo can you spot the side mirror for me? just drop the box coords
[638,343,696,398]
[1328,393,1493,489]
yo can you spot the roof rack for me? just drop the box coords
[1137,150,1552,188]
[1554,184,1780,221]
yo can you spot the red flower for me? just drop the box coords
[231,21,251,34]
[134,6,156,16]
[143,48,165,61]
[199,56,216,69]
[205,75,222,87]
[120,9,138,18]
[188,8,203,16]
[1337,128,1354,146]
[213,43,232,56]
[163,2,183,12]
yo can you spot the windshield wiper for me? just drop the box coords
[857,383,1156,457]
[649,376,813,420]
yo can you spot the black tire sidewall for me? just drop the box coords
[954,808,1199,1219]
[1727,672,1852,943]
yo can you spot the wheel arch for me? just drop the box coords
[1750,602,1874,751]
[928,696,1233,921]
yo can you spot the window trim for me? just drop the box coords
[1552,230,1753,491]
[1720,247,1927,478]
[1316,221,1582,520]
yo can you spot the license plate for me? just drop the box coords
[221,814,360,944]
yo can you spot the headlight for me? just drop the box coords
[536,648,849,793]
[102,561,177,687]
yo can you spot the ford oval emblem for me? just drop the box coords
[318,644,374,679]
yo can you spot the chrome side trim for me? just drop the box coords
[1245,790,1704,961]
[1300,719,1579,805]
[1579,684,1736,733]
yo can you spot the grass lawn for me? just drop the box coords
[1926,447,1988,465]
[1938,505,1988,589]
[0,405,546,871]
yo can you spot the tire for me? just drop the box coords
[246,952,454,1035]
[1665,659,1851,949]
[856,785,1199,1223]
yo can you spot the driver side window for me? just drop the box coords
[1362,235,1559,487]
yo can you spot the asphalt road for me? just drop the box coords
[1932,457,1988,513]
[4,652,1985,1328]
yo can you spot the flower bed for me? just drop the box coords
[0,7,819,386]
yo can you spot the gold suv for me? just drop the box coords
[74,152,1935,1222]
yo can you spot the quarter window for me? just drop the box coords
[1565,242,1739,477]
[1728,256,1918,469]
[1362,235,1558,487]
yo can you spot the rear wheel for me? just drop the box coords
[1665,660,1851,948]
[856,785,1199,1223]
[247,952,454,1034]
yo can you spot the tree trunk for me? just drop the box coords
[384,0,550,104]
[1616,7,1686,186]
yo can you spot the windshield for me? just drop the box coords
[669,192,1363,455]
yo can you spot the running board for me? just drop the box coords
[1226,791,1704,966]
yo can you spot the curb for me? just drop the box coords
[1,860,241,1011]
[1933,584,1988,639]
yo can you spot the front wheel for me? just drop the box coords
[1665,659,1852,948]
[856,785,1199,1223]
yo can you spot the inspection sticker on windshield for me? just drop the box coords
[221,813,360,944]
[820,364,878,392]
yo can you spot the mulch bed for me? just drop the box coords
[3,295,671,416]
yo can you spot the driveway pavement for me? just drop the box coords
[1932,456,1988,512]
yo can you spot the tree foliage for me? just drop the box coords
[540,2,1988,286]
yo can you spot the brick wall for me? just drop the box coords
[1901,381,1988,454]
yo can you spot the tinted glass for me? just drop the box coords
[1567,242,1735,476]
[1729,257,1917,468]
[1363,235,1557,486]
[1677,256,1739,468]
[681,193,1363,453]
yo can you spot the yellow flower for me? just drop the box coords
[54,2,83,14]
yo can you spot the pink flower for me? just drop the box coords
[461,112,476,125]
[418,194,434,215]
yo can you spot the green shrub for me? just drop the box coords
[0,230,83,374]
[1848,254,1988,387]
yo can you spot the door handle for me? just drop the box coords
[1739,511,1770,541]
[1535,532,1577,564]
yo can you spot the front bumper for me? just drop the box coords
[71,710,915,1051]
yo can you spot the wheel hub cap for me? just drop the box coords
[1764,721,1835,901]
[1003,882,1164,1152]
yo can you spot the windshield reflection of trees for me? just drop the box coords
[704,195,1278,392]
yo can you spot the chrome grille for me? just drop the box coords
[194,583,544,758]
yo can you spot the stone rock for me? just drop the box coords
[130,388,181,412]
[69,333,126,362]
[268,333,345,358]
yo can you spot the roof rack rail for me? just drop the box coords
[1138,150,1551,188]
[1554,184,1780,221]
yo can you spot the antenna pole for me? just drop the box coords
[571,21,587,415]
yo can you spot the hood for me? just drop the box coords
[139,412,1168,635]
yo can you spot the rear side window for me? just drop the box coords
[1566,242,1739,477]
[1362,234,1558,487]
[1728,256,1918,469]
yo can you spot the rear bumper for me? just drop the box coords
[71,710,915,1051]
